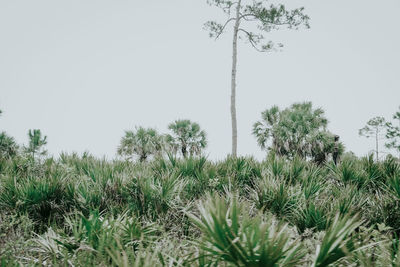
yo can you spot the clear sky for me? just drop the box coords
[1,0,399,160]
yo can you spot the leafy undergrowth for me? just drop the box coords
[1,153,400,266]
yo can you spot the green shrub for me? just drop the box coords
[125,173,184,220]
[294,203,329,233]
[312,213,363,267]
[252,175,301,219]
[190,193,305,266]
[0,174,68,222]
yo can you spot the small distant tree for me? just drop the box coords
[25,129,47,159]
[253,102,341,163]
[359,116,386,161]
[117,127,163,162]
[167,120,207,158]
[386,106,400,158]
[0,132,19,160]
[205,0,310,157]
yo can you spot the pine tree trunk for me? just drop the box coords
[231,0,241,158]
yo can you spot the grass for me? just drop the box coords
[0,153,400,266]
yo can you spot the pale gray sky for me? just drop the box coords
[1,0,399,160]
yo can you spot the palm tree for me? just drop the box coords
[0,132,19,160]
[117,127,163,162]
[25,129,47,158]
[167,120,207,158]
[0,109,19,160]
[253,102,337,161]
[252,105,281,152]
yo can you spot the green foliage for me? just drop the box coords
[125,172,184,220]
[190,193,305,266]
[107,245,164,267]
[252,175,300,218]
[253,102,343,163]
[117,127,164,162]
[386,106,400,155]
[300,165,324,200]
[306,131,344,165]
[0,212,34,264]
[330,159,365,187]
[0,132,19,160]
[359,116,387,138]
[376,234,400,266]
[312,213,362,267]
[63,211,159,252]
[24,129,47,159]
[30,211,161,265]
[205,0,309,52]
[294,202,328,233]
[385,175,400,200]
[167,119,207,158]
[0,153,399,266]
[0,174,67,222]
[359,116,387,161]
[217,156,261,189]
[382,156,400,179]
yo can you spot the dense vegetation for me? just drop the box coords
[1,103,400,266]
[1,151,400,266]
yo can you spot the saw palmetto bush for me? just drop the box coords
[252,175,301,219]
[0,132,19,161]
[0,212,35,265]
[385,174,400,201]
[190,193,305,267]
[300,165,325,201]
[29,211,161,265]
[0,173,68,223]
[312,213,363,267]
[329,159,367,188]
[217,156,262,189]
[382,156,400,180]
[293,202,329,234]
[125,172,185,220]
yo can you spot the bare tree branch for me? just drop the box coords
[215,18,236,39]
